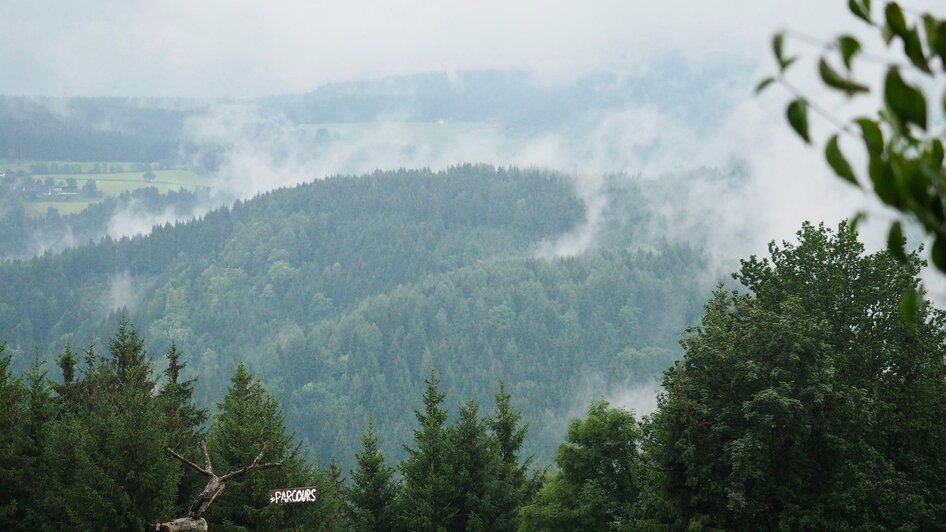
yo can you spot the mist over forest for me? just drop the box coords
[2,1,946,531]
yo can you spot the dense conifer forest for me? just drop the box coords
[0,166,708,470]
[5,2,946,528]
[3,219,944,530]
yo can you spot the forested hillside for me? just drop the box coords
[5,221,943,531]
[0,96,193,162]
[0,187,207,259]
[0,165,706,467]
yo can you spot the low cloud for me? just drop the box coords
[181,80,883,272]
[105,271,139,314]
[106,199,203,240]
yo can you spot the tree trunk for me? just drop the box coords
[148,440,280,531]
[151,517,207,531]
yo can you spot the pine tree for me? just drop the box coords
[109,315,149,387]
[446,398,500,532]
[158,341,208,516]
[40,327,180,530]
[18,355,57,528]
[347,421,398,531]
[399,369,456,531]
[486,382,535,531]
[0,345,28,528]
[206,362,342,531]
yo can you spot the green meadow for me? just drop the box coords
[1,161,206,217]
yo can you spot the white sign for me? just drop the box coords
[268,486,318,504]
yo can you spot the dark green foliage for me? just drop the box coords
[36,322,180,530]
[445,399,501,531]
[206,363,344,531]
[346,421,399,531]
[520,401,643,531]
[642,222,946,530]
[0,165,704,470]
[399,370,456,531]
[0,96,186,162]
[293,247,700,470]
[159,341,209,516]
[0,321,352,530]
[0,345,30,527]
[398,375,537,532]
[487,382,537,530]
[0,186,205,260]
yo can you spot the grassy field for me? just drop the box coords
[1,161,207,217]
[53,169,204,196]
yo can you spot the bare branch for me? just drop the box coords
[159,439,281,526]
[220,461,282,482]
[251,441,269,466]
[199,440,213,474]
[166,447,210,477]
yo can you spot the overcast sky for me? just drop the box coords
[5,0,946,294]
[0,0,918,98]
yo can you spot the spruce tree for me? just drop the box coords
[399,369,456,531]
[486,382,535,531]
[0,345,28,528]
[109,316,149,387]
[347,421,398,531]
[40,327,179,529]
[446,399,500,532]
[18,356,57,528]
[206,362,342,531]
[158,341,208,516]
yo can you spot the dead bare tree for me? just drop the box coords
[148,440,282,532]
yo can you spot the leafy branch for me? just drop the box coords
[759,0,946,283]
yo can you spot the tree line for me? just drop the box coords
[2,220,945,530]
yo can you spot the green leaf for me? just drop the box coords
[931,139,944,167]
[870,156,900,207]
[933,235,946,272]
[935,22,946,64]
[849,0,872,24]
[773,33,786,66]
[901,287,919,325]
[933,198,946,223]
[755,77,776,94]
[887,221,907,263]
[897,157,927,205]
[838,36,861,69]
[850,210,868,233]
[904,29,932,73]
[884,68,927,130]
[825,135,859,186]
[819,58,869,96]
[856,118,883,155]
[772,33,797,72]
[885,4,930,72]
[786,99,810,144]
[885,3,907,35]
[923,14,939,50]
